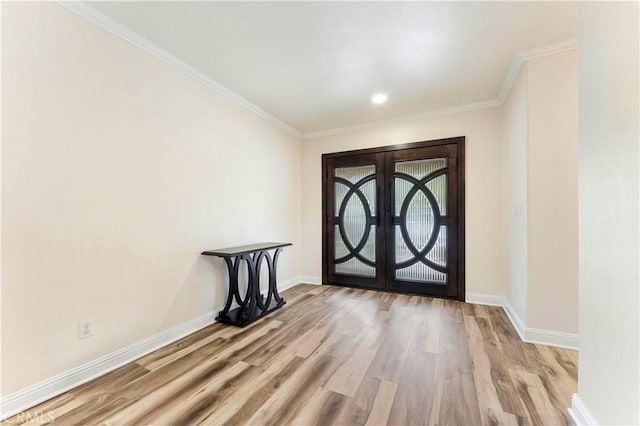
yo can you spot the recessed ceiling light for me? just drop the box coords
[371,93,388,104]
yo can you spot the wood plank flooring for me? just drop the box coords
[4,284,577,425]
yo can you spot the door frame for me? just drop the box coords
[321,136,466,301]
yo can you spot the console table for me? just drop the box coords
[201,242,292,327]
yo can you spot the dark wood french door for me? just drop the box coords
[322,137,465,300]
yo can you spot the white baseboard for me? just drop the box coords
[0,310,217,420]
[466,293,579,351]
[0,275,310,420]
[524,328,579,350]
[568,394,598,425]
[278,276,302,291]
[0,284,574,420]
[297,275,322,285]
[465,292,505,307]
[502,298,528,342]
[278,276,320,291]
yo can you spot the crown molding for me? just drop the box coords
[518,38,578,61]
[55,1,302,139]
[304,38,578,140]
[54,2,576,142]
[497,55,525,104]
[302,98,501,140]
[498,38,578,104]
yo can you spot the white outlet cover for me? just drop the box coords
[79,320,94,339]
[514,204,523,217]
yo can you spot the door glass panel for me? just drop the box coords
[360,225,376,263]
[394,158,447,283]
[336,258,375,277]
[425,174,447,215]
[405,190,435,250]
[334,183,348,216]
[396,261,447,283]
[426,226,447,267]
[335,225,376,277]
[334,225,349,259]
[333,165,376,277]
[394,158,446,214]
[335,165,376,187]
[342,193,367,247]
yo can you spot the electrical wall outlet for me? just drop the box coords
[79,320,94,339]
[514,204,523,217]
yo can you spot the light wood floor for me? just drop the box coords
[6,284,577,425]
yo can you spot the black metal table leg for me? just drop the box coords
[204,243,291,327]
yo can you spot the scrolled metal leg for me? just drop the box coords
[254,251,270,311]
[239,253,258,321]
[270,248,285,305]
[219,256,239,318]
[208,243,290,327]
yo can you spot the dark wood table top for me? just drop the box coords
[201,242,292,257]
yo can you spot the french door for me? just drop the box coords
[322,137,465,300]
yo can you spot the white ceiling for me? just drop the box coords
[88,1,577,136]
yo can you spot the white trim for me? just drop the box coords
[497,55,524,104]
[466,294,579,351]
[278,275,319,291]
[502,297,528,342]
[568,394,598,426]
[278,276,302,292]
[497,38,578,104]
[0,277,309,420]
[51,2,577,141]
[465,292,505,307]
[55,1,302,139]
[0,310,216,420]
[0,288,578,419]
[303,38,578,140]
[297,275,322,285]
[525,328,579,351]
[518,38,578,61]
[302,99,501,140]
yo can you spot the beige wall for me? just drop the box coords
[0,0,591,406]
[501,50,579,336]
[300,107,506,297]
[527,51,578,333]
[502,65,529,322]
[1,2,301,395]
[578,1,639,423]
